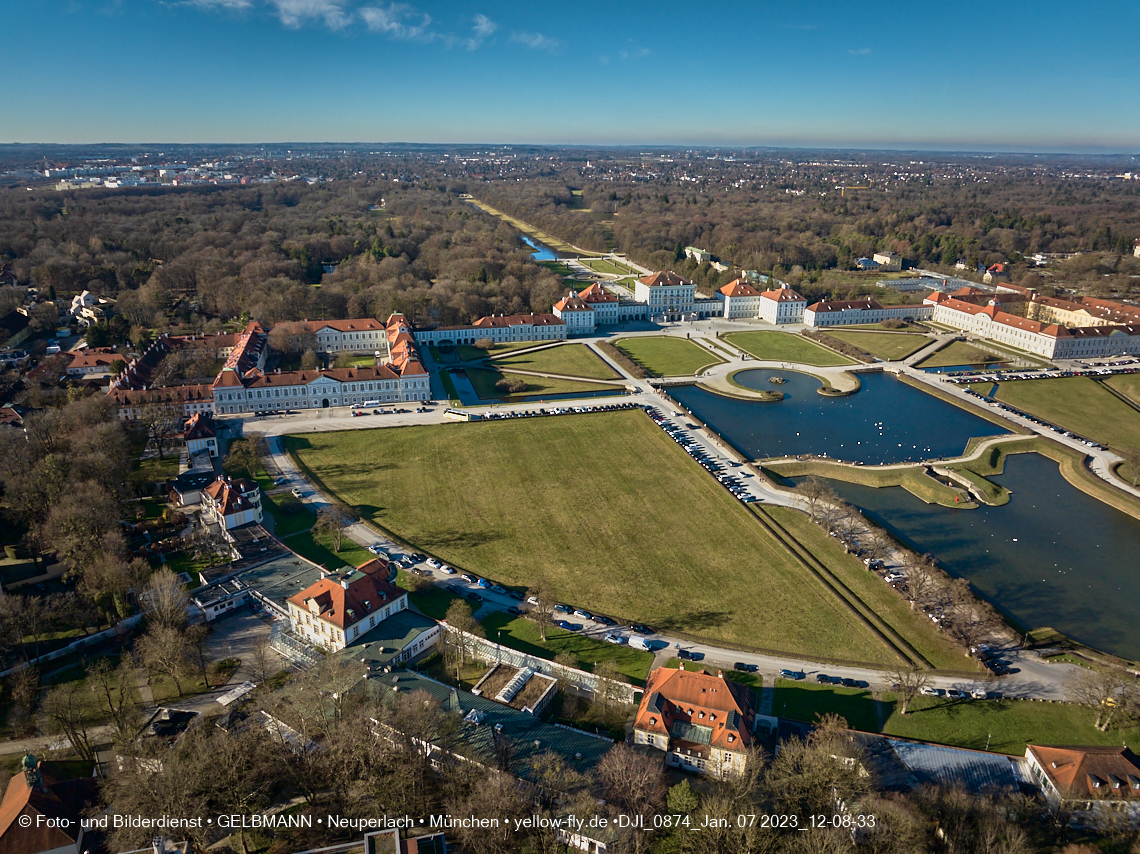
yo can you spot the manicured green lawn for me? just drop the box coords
[463,368,617,400]
[995,376,1140,455]
[457,340,557,361]
[284,413,900,663]
[825,330,931,361]
[613,337,724,377]
[254,473,316,538]
[481,612,654,685]
[917,340,1006,368]
[773,680,1140,755]
[492,343,619,379]
[725,331,856,366]
[579,258,631,276]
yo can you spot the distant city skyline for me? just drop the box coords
[7,0,1139,152]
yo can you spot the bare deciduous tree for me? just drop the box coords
[314,502,357,553]
[526,576,556,641]
[142,567,189,629]
[889,666,933,715]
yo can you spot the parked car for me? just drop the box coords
[506,606,522,616]
[920,686,943,697]
[678,649,704,661]
[461,574,477,583]
[368,543,386,554]
[604,633,626,645]
[631,624,653,635]
[554,604,573,614]
[946,689,967,700]
[816,674,835,684]
[426,558,441,568]
[573,609,592,620]
[507,590,524,601]
[780,669,806,680]
[440,565,457,574]
[734,662,759,673]
[291,488,303,498]
[411,553,426,562]
[466,592,483,603]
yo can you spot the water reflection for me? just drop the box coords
[813,454,1140,659]
[671,371,1007,464]
[521,235,558,261]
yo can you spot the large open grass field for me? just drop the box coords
[724,331,856,366]
[491,343,619,379]
[773,679,1140,755]
[824,330,932,361]
[462,368,619,400]
[284,412,907,664]
[916,340,1006,368]
[994,376,1140,456]
[613,336,723,376]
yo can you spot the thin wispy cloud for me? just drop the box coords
[184,0,500,47]
[465,13,496,49]
[271,0,351,28]
[359,3,432,39]
[619,46,649,60]
[849,47,871,55]
[511,30,559,52]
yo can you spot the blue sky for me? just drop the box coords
[6,0,1139,150]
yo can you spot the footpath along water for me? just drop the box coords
[671,370,1007,464]
[816,453,1140,659]
[521,234,558,261]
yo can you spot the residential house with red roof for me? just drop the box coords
[182,412,218,457]
[287,559,409,651]
[633,665,757,778]
[65,347,123,377]
[201,476,262,530]
[1025,745,1140,826]
[983,263,1010,284]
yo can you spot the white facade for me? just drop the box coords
[212,367,429,416]
[805,299,932,327]
[757,288,807,325]
[873,252,902,272]
[306,319,388,353]
[926,294,1140,359]
[414,314,568,346]
[635,273,697,319]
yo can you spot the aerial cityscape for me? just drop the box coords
[2,2,1140,854]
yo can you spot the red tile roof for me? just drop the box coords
[639,271,693,288]
[182,412,216,440]
[469,313,565,329]
[578,283,618,303]
[718,279,761,298]
[554,290,592,312]
[303,318,385,333]
[807,297,886,312]
[759,286,806,302]
[1028,745,1140,801]
[0,762,98,854]
[287,559,403,630]
[109,384,214,406]
[203,476,258,517]
[635,667,756,753]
